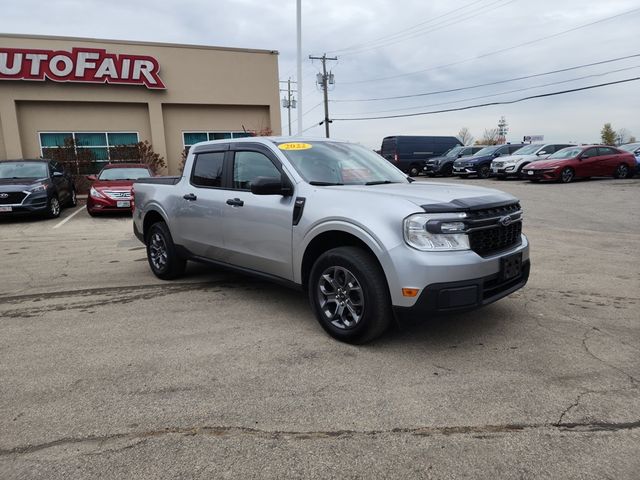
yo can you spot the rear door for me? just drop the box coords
[173,146,229,258]
[597,147,620,176]
[221,144,295,280]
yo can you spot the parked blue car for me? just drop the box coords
[452,144,526,179]
[619,142,640,175]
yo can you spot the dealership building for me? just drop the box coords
[0,33,281,174]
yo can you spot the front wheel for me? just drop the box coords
[46,195,61,218]
[146,222,186,280]
[477,165,491,179]
[560,167,574,183]
[308,247,392,344]
[441,164,453,177]
[409,166,420,177]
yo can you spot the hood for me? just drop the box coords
[527,158,570,169]
[314,182,517,209]
[92,179,135,189]
[0,177,47,191]
[426,155,449,163]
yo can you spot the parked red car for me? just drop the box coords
[87,163,153,215]
[521,145,636,183]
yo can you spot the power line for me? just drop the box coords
[332,52,640,103]
[291,101,324,126]
[333,64,640,116]
[328,0,487,54]
[340,6,640,85]
[331,76,640,121]
[337,0,518,58]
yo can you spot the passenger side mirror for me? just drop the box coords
[251,176,292,196]
[52,171,64,177]
[87,175,97,182]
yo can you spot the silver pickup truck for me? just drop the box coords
[133,137,530,343]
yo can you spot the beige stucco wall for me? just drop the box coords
[163,104,270,173]
[0,33,281,172]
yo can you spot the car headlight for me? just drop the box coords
[29,183,48,193]
[90,187,105,198]
[403,213,470,251]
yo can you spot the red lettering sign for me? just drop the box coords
[0,48,166,89]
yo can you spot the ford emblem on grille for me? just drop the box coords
[500,215,513,226]
[0,193,8,198]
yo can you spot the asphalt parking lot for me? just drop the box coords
[1,176,639,479]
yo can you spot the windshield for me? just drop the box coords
[514,144,543,155]
[473,146,500,157]
[619,142,640,153]
[0,162,48,179]
[98,167,151,180]
[444,146,464,158]
[549,147,583,159]
[277,141,409,185]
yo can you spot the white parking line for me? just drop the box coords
[52,207,84,229]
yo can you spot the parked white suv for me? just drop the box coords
[491,143,575,179]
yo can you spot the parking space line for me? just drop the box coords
[53,207,84,229]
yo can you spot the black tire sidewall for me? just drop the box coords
[478,165,490,178]
[615,164,628,179]
[560,167,573,183]
[146,222,185,280]
[308,247,391,344]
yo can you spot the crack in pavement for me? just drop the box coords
[2,420,639,457]
[582,326,639,387]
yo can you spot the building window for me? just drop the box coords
[182,131,253,151]
[39,132,140,164]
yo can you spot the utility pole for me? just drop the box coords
[309,53,337,138]
[279,78,297,136]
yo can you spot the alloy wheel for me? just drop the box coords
[616,164,628,178]
[561,168,574,183]
[50,197,60,216]
[317,266,364,330]
[149,232,168,271]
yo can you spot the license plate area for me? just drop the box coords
[500,252,522,281]
[0,206,13,212]
[116,201,131,208]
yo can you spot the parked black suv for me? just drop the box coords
[0,159,76,218]
[453,144,526,178]
[423,145,486,176]
[381,135,462,176]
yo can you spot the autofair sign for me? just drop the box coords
[0,48,166,89]
[523,135,544,142]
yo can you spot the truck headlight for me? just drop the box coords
[403,213,470,251]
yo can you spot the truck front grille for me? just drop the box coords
[0,192,27,205]
[469,220,522,256]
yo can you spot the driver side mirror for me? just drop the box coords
[251,176,293,196]
[493,152,501,157]
[87,175,97,182]
[537,151,547,156]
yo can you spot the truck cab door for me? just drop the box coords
[172,146,229,259]
[221,144,295,281]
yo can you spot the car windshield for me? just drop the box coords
[549,147,583,159]
[473,146,500,157]
[444,146,464,158]
[98,167,151,180]
[0,162,48,179]
[277,141,409,185]
[619,142,640,153]
[514,144,544,155]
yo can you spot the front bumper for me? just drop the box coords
[424,162,446,174]
[453,164,478,175]
[393,259,530,321]
[87,195,133,213]
[0,192,49,216]
[522,169,558,181]
[491,165,517,176]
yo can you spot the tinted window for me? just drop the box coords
[192,152,225,187]
[581,148,599,159]
[508,145,523,154]
[0,162,48,179]
[233,151,280,190]
[597,147,618,156]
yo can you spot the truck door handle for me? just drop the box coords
[183,193,197,201]
[226,198,244,207]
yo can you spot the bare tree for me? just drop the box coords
[616,128,633,145]
[476,128,500,145]
[457,127,474,146]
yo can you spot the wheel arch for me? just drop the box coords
[142,208,169,241]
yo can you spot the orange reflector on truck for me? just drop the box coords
[402,288,419,297]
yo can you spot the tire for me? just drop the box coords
[559,167,574,183]
[409,165,420,177]
[614,163,630,179]
[66,187,77,207]
[145,222,186,280]
[441,164,453,177]
[477,165,491,179]
[46,195,61,218]
[308,246,392,344]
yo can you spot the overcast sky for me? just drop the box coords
[3,0,639,148]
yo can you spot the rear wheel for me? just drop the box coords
[146,222,186,280]
[308,246,392,344]
[614,163,630,179]
[560,167,574,183]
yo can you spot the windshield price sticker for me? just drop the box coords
[278,142,312,151]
